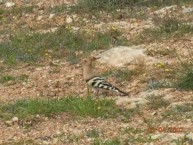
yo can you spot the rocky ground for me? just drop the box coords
[0,0,193,144]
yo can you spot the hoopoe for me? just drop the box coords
[81,56,128,96]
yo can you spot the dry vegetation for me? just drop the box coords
[0,0,193,144]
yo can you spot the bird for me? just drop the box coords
[81,56,128,96]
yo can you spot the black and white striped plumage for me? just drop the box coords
[82,56,128,96]
[86,76,128,96]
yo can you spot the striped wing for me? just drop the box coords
[86,76,117,91]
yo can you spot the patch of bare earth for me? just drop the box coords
[0,0,193,144]
[0,113,139,144]
[0,61,85,102]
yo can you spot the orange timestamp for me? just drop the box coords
[147,127,184,133]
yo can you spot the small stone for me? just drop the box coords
[48,80,52,83]
[42,141,49,145]
[66,16,73,23]
[56,131,61,135]
[72,27,80,31]
[92,15,96,19]
[35,114,40,118]
[49,13,55,19]
[37,15,43,21]
[50,27,58,32]
[5,2,15,7]
[151,111,157,116]
[12,117,19,123]
[186,132,193,140]
[53,138,58,144]
[36,67,42,71]
[186,119,191,122]
[23,82,27,85]
[144,143,154,145]
[72,14,77,19]
[44,117,49,121]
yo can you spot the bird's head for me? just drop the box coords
[81,56,100,67]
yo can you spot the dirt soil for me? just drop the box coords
[0,0,193,144]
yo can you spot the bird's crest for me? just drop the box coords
[81,56,100,65]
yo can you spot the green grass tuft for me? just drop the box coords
[146,94,170,110]
[0,74,28,85]
[174,59,193,90]
[162,103,193,120]
[93,138,121,145]
[4,139,36,145]
[132,17,193,44]
[123,127,143,134]
[103,68,132,82]
[86,128,101,138]
[0,97,130,120]
[177,70,193,90]
[6,5,38,15]
[147,79,171,90]
[0,28,128,65]
[0,8,4,15]
[172,135,193,145]
[73,0,193,13]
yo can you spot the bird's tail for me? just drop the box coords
[100,81,128,96]
[110,86,128,96]
[87,76,128,96]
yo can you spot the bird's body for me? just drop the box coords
[82,56,128,96]
[86,76,128,96]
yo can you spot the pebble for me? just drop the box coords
[12,117,19,123]
[72,14,77,19]
[5,2,15,7]
[66,16,73,23]
[49,13,55,19]
[37,15,43,21]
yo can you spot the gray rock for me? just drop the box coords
[182,7,193,13]
[97,46,154,67]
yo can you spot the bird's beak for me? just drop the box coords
[90,56,101,61]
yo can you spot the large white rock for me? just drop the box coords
[97,46,154,67]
